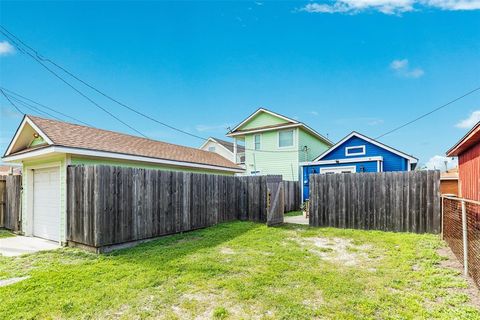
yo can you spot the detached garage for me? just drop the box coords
[2,115,243,244]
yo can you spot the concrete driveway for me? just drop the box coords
[0,236,60,257]
[284,215,309,225]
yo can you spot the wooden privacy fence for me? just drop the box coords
[309,171,441,233]
[0,175,22,232]
[283,180,301,212]
[67,165,283,250]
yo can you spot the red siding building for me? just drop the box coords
[447,122,480,201]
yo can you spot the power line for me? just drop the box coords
[0,88,24,115]
[375,86,480,139]
[0,27,148,139]
[6,94,64,121]
[1,87,93,126]
[1,25,202,140]
[0,25,321,153]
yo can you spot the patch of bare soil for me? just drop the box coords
[219,247,235,255]
[171,291,273,320]
[0,276,29,287]
[298,237,373,267]
[437,246,480,309]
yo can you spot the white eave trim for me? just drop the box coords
[227,123,302,137]
[229,108,299,133]
[313,132,418,163]
[3,146,245,173]
[227,122,332,145]
[199,138,236,158]
[300,156,384,166]
[5,116,54,156]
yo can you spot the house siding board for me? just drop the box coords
[458,144,480,201]
[199,141,234,163]
[243,130,299,181]
[321,136,408,171]
[239,112,289,130]
[298,129,330,163]
[70,156,236,176]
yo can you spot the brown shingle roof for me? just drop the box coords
[21,115,242,171]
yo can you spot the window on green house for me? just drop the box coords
[279,129,294,148]
[254,134,261,150]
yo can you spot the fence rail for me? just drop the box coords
[0,175,22,231]
[309,171,441,233]
[67,165,283,250]
[443,196,480,288]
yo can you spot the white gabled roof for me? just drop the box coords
[227,108,333,146]
[313,131,418,163]
[229,108,298,133]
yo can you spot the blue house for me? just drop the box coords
[300,131,418,201]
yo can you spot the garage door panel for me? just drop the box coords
[33,167,60,242]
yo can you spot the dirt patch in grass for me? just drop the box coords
[437,246,480,309]
[298,237,374,267]
[219,247,235,255]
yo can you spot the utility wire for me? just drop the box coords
[1,87,93,126]
[6,94,64,121]
[375,86,480,139]
[1,26,328,154]
[0,88,24,115]
[0,27,148,138]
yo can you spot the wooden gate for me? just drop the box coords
[266,175,284,226]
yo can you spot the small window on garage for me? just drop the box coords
[345,145,366,156]
[278,129,294,148]
[208,146,216,152]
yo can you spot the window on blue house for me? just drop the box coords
[345,145,366,156]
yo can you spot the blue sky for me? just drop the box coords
[1,1,479,169]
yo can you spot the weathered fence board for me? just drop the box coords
[283,180,301,212]
[309,171,441,233]
[67,165,283,249]
[0,175,22,231]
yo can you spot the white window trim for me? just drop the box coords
[277,129,295,149]
[254,134,262,151]
[345,145,366,157]
[320,166,356,174]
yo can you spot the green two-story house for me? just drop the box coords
[226,108,332,181]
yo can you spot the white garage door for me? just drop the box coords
[33,167,60,241]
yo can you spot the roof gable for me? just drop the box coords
[4,116,53,156]
[230,108,297,132]
[446,121,480,156]
[314,132,417,163]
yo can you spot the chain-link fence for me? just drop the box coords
[443,196,480,288]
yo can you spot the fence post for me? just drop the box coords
[461,200,468,276]
[441,196,444,238]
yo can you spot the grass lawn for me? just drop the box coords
[0,229,15,238]
[0,222,478,319]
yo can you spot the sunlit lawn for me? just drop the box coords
[0,221,478,319]
[0,229,14,238]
